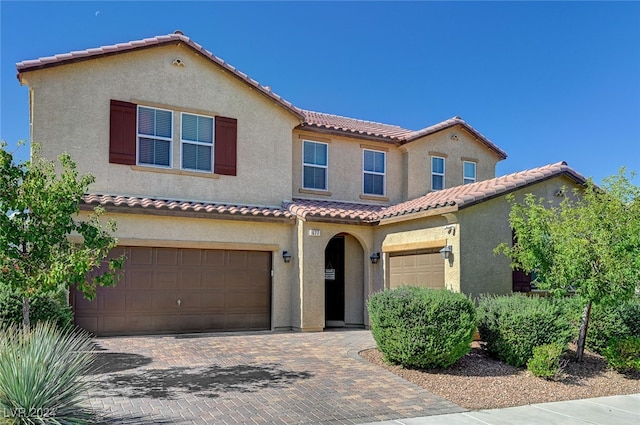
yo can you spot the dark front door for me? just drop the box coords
[325,236,345,325]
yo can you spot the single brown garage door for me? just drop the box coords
[389,249,445,290]
[71,247,271,336]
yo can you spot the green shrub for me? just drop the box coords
[602,336,640,372]
[0,284,73,328]
[527,343,567,379]
[367,287,476,369]
[477,294,572,367]
[0,322,97,424]
[587,299,640,354]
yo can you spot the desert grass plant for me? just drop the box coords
[0,322,97,424]
[526,343,568,379]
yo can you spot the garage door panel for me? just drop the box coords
[204,251,225,267]
[154,271,179,289]
[127,293,153,312]
[180,270,203,289]
[227,251,248,267]
[73,247,271,336]
[180,249,202,266]
[129,269,153,289]
[156,248,179,265]
[390,251,444,290]
[129,247,154,265]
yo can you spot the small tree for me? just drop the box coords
[0,142,123,327]
[496,169,640,361]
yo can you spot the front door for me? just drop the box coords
[325,236,345,327]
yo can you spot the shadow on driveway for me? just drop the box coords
[92,363,314,399]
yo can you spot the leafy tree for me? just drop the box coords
[0,142,123,327]
[495,169,640,361]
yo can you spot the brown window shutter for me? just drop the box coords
[109,100,137,165]
[214,116,237,176]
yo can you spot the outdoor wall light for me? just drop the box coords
[370,252,380,264]
[439,245,453,260]
[282,251,292,263]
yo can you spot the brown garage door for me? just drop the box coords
[389,249,445,290]
[71,247,271,336]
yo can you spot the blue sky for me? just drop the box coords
[1,1,639,184]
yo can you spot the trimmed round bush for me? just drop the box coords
[587,298,640,354]
[367,286,476,369]
[527,343,566,379]
[477,294,572,367]
[0,284,73,328]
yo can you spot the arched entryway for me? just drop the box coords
[324,233,365,328]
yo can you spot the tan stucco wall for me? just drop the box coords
[22,44,300,206]
[402,128,501,200]
[292,130,401,204]
[378,215,460,292]
[344,234,365,326]
[80,211,296,330]
[456,175,581,299]
[292,219,374,331]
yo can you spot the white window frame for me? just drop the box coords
[136,105,173,169]
[362,149,386,196]
[463,161,476,184]
[302,140,328,191]
[180,112,214,173]
[431,156,445,191]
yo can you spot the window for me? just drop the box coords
[137,106,172,167]
[110,100,237,175]
[463,161,476,184]
[431,156,445,190]
[303,141,328,190]
[181,113,213,172]
[363,149,385,196]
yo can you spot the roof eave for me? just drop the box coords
[295,123,402,145]
[80,201,295,224]
[17,37,304,120]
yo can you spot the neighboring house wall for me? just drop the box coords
[402,128,500,200]
[292,130,402,204]
[457,175,581,299]
[23,44,299,206]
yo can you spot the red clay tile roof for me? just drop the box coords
[299,111,507,159]
[299,110,411,142]
[82,194,293,220]
[284,199,384,224]
[16,32,507,158]
[284,162,585,224]
[378,161,586,220]
[16,32,304,120]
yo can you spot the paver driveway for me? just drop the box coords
[85,329,465,424]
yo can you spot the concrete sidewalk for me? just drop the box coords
[358,393,640,425]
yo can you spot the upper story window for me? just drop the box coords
[137,106,173,167]
[431,156,445,191]
[463,161,476,184]
[363,149,385,196]
[181,112,214,172]
[303,141,328,190]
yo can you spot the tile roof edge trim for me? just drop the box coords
[457,168,588,211]
[377,205,459,226]
[16,34,304,120]
[295,124,403,144]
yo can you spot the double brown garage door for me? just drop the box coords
[71,247,271,336]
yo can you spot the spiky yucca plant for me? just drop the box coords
[0,322,97,424]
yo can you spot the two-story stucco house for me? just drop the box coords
[16,32,586,336]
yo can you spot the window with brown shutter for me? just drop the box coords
[214,116,237,176]
[109,100,137,165]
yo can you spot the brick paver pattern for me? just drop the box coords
[84,330,465,424]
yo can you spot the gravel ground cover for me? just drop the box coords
[359,343,640,410]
